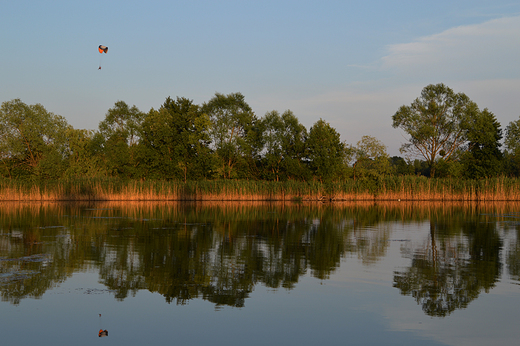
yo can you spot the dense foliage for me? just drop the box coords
[1,84,519,184]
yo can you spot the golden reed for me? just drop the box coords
[0,177,519,201]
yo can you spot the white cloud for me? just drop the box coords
[381,15,520,80]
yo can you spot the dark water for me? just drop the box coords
[1,201,519,346]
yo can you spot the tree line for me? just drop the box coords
[1,83,519,183]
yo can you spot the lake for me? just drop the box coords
[1,201,519,346]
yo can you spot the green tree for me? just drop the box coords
[460,109,503,179]
[307,119,345,182]
[353,135,391,179]
[202,92,258,179]
[0,99,70,179]
[97,101,144,178]
[259,110,284,181]
[259,110,309,181]
[392,83,479,177]
[139,97,214,181]
[434,158,463,178]
[390,156,414,176]
[504,116,520,176]
[279,110,310,180]
[64,128,106,177]
[412,159,430,176]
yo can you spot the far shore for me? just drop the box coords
[1,177,519,202]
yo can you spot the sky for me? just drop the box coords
[2,0,520,156]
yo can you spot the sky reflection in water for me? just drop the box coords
[0,201,519,346]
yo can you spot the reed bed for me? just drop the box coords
[0,176,519,201]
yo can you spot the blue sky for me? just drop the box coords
[2,0,519,156]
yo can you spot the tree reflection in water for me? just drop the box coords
[0,201,516,316]
[505,212,520,282]
[393,207,503,317]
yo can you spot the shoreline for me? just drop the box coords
[1,177,519,202]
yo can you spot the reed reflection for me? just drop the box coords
[0,201,517,316]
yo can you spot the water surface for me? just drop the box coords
[1,201,519,346]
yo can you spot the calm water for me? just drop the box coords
[1,201,520,346]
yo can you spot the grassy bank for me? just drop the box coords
[0,176,519,201]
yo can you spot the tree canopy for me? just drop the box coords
[460,109,503,179]
[392,83,479,177]
[202,92,258,179]
[504,116,520,176]
[0,99,70,179]
[307,119,346,182]
[0,84,517,183]
[139,97,213,181]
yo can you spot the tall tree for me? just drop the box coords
[504,116,520,176]
[0,99,70,179]
[307,119,345,182]
[392,83,479,177]
[259,110,284,181]
[279,110,310,180]
[64,128,106,178]
[202,92,258,179]
[98,101,144,178]
[259,110,309,181]
[353,135,391,179]
[460,109,503,179]
[139,97,214,181]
